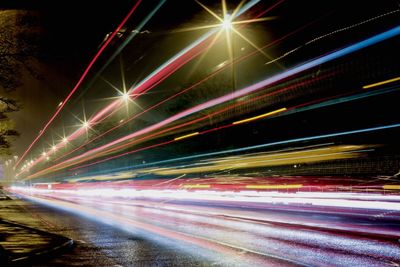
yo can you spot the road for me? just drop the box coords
[3,195,222,267]
[8,189,400,267]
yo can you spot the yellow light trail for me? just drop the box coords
[362,76,400,89]
[145,145,368,176]
[232,108,287,125]
[383,185,400,190]
[174,132,200,141]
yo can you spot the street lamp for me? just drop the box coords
[121,92,130,101]
[82,121,90,129]
[222,14,232,30]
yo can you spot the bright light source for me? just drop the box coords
[82,121,90,129]
[222,14,232,30]
[121,92,130,101]
[42,151,47,156]
[52,145,57,151]
[62,137,68,143]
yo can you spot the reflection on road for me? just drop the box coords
[10,185,400,267]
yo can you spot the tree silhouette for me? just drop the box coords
[0,9,42,156]
[0,97,20,155]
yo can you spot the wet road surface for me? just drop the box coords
[1,196,229,267]
[7,189,400,267]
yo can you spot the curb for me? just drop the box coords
[0,219,74,266]
[11,239,74,266]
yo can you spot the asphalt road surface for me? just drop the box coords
[6,190,400,267]
[2,196,227,267]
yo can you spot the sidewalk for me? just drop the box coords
[0,190,73,266]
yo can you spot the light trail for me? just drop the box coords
[8,186,400,266]
[66,121,400,174]
[174,132,200,141]
[256,0,285,18]
[53,22,314,163]
[25,26,400,177]
[286,86,400,113]
[82,0,275,129]
[18,25,220,174]
[245,184,302,189]
[50,9,368,165]
[10,186,400,219]
[167,26,400,125]
[68,139,177,171]
[18,71,375,176]
[81,0,168,94]
[384,185,400,190]
[14,0,143,168]
[7,191,311,266]
[17,0,262,175]
[137,145,370,176]
[75,73,337,163]
[363,76,400,89]
[265,8,400,66]
[66,79,399,171]
[232,108,287,125]
[24,71,395,177]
